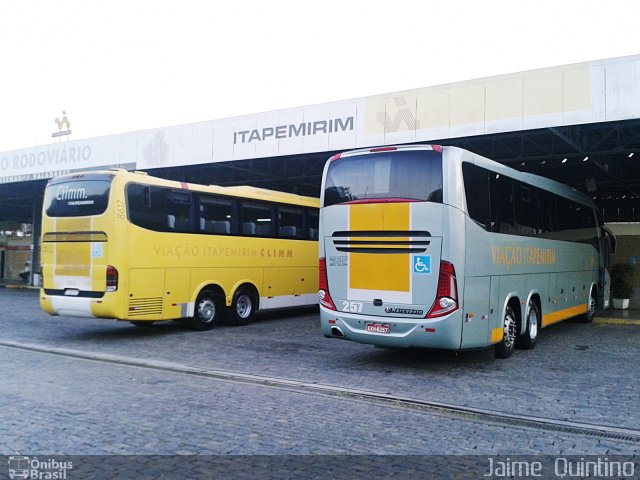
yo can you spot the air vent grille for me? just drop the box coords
[128,297,163,316]
[332,230,431,254]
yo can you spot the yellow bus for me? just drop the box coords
[40,169,319,330]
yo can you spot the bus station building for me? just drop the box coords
[1,54,639,304]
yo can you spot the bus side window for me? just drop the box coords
[242,202,273,237]
[199,195,235,235]
[513,180,538,236]
[306,210,319,240]
[490,173,515,234]
[278,206,304,239]
[461,163,490,230]
[167,190,193,232]
[536,189,554,236]
[142,186,151,208]
[127,183,169,231]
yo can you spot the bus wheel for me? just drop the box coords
[516,300,539,349]
[495,305,517,359]
[188,289,223,330]
[578,287,597,323]
[130,321,155,327]
[228,288,257,326]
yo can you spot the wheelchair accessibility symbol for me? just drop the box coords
[413,255,431,274]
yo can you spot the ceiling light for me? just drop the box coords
[541,160,546,165]
[583,156,589,162]
[629,153,635,158]
[562,158,567,163]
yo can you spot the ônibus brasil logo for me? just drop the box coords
[8,456,73,479]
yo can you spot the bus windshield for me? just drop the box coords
[323,150,443,207]
[44,175,113,217]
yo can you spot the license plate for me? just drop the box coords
[64,289,80,296]
[366,323,390,334]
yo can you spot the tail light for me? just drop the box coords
[318,258,336,310]
[106,265,118,292]
[426,260,458,318]
[370,147,397,153]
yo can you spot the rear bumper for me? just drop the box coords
[40,291,117,319]
[40,293,96,318]
[320,306,462,350]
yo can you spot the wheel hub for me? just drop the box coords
[529,310,538,340]
[503,315,516,348]
[198,299,215,323]
[236,295,252,318]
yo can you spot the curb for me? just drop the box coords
[593,318,640,326]
[1,284,40,290]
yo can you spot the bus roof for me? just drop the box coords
[50,168,319,208]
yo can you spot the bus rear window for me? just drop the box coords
[44,178,112,217]
[323,150,443,207]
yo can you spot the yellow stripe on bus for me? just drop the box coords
[542,304,588,327]
[491,327,504,343]
[348,203,410,292]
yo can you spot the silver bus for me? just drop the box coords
[319,145,613,358]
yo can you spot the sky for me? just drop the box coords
[0,0,638,153]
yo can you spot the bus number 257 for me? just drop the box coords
[342,301,363,313]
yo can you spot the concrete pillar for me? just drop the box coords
[30,192,43,286]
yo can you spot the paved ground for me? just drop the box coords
[0,288,639,478]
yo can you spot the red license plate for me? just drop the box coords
[366,323,390,334]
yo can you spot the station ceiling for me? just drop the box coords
[1,118,639,225]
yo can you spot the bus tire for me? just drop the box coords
[130,321,155,327]
[188,289,223,331]
[228,287,257,326]
[516,300,539,349]
[495,305,517,359]
[577,287,597,323]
